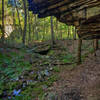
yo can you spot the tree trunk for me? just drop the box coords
[74,28,77,40]
[50,16,55,46]
[55,19,58,40]
[28,11,31,43]
[12,7,15,27]
[1,0,5,43]
[77,39,82,64]
[34,15,38,40]
[73,27,76,40]
[43,18,46,40]
[95,39,99,50]
[14,0,22,35]
[60,24,62,40]
[93,39,98,56]
[22,0,27,45]
[67,26,70,39]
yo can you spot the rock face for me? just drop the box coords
[27,0,100,39]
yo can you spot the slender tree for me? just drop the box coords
[93,39,99,56]
[22,0,27,44]
[43,18,46,40]
[50,16,55,46]
[14,0,22,35]
[74,28,77,40]
[34,15,38,40]
[77,39,82,64]
[55,19,58,40]
[12,7,15,27]
[95,39,99,50]
[60,24,62,39]
[1,0,5,43]
[28,11,31,43]
[67,26,70,39]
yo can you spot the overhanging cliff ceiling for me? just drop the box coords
[27,0,100,39]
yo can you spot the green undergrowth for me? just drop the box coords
[81,47,94,62]
[62,53,74,63]
[0,48,60,99]
[53,66,60,72]
[21,74,59,99]
[0,41,96,99]
[0,50,31,83]
[0,49,31,98]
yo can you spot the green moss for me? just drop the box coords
[33,87,43,94]
[48,50,55,55]
[88,47,94,53]
[9,52,17,56]
[61,53,74,63]
[21,85,44,99]
[53,66,60,72]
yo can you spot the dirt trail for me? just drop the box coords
[50,49,100,100]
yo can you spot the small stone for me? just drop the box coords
[22,83,27,88]
[42,85,48,90]
[44,70,50,76]
[49,67,53,71]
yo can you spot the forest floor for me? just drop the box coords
[49,47,100,100]
[0,40,100,100]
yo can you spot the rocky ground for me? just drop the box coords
[0,40,100,100]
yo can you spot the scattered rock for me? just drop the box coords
[42,85,48,90]
[44,69,50,76]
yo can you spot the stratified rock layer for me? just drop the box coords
[27,0,100,39]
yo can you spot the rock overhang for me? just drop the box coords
[27,0,100,39]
